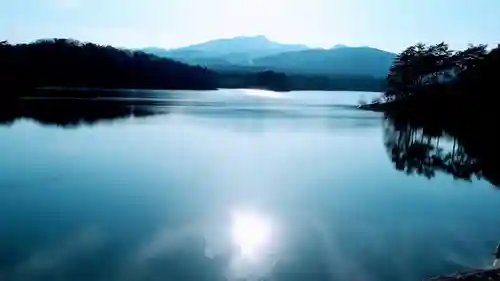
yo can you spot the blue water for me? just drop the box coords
[0,89,499,281]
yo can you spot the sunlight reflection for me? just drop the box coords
[231,210,273,258]
[242,89,287,99]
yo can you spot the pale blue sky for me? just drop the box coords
[1,0,499,52]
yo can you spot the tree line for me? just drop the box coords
[218,70,386,92]
[384,42,500,103]
[0,39,217,92]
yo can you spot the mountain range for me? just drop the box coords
[140,36,396,78]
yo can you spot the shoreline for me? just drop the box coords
[427,268,500,281]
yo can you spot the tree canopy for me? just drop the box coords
[385,42,498,101]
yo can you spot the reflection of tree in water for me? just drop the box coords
[0,98,170,128]
[383,118,482,182]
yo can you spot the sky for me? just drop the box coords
[0,0,499,52]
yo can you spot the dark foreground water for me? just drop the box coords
[0,89,499,281]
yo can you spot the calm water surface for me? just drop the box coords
[0,89,499,281]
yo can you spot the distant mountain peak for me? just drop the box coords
[158,35,310,61]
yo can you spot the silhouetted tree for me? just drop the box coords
[452,44,488,75]
[385,42,456,100]
[384,42,500,103]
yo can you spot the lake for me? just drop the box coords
[0,89,499,281]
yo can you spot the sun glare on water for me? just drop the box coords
[243,89,286,99]
[231,211,273,258]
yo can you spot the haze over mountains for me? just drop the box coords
[141,35,396,78]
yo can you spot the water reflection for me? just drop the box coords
[6,90,499,281]
[0,98,168,127]
[0,89,382,129]
[122,234,236,281]
[383,116,499,187]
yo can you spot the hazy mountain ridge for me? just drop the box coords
[142,36,308,65]
[172,35,309,57]
[140,35,396,77]
[253,46,396,77]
